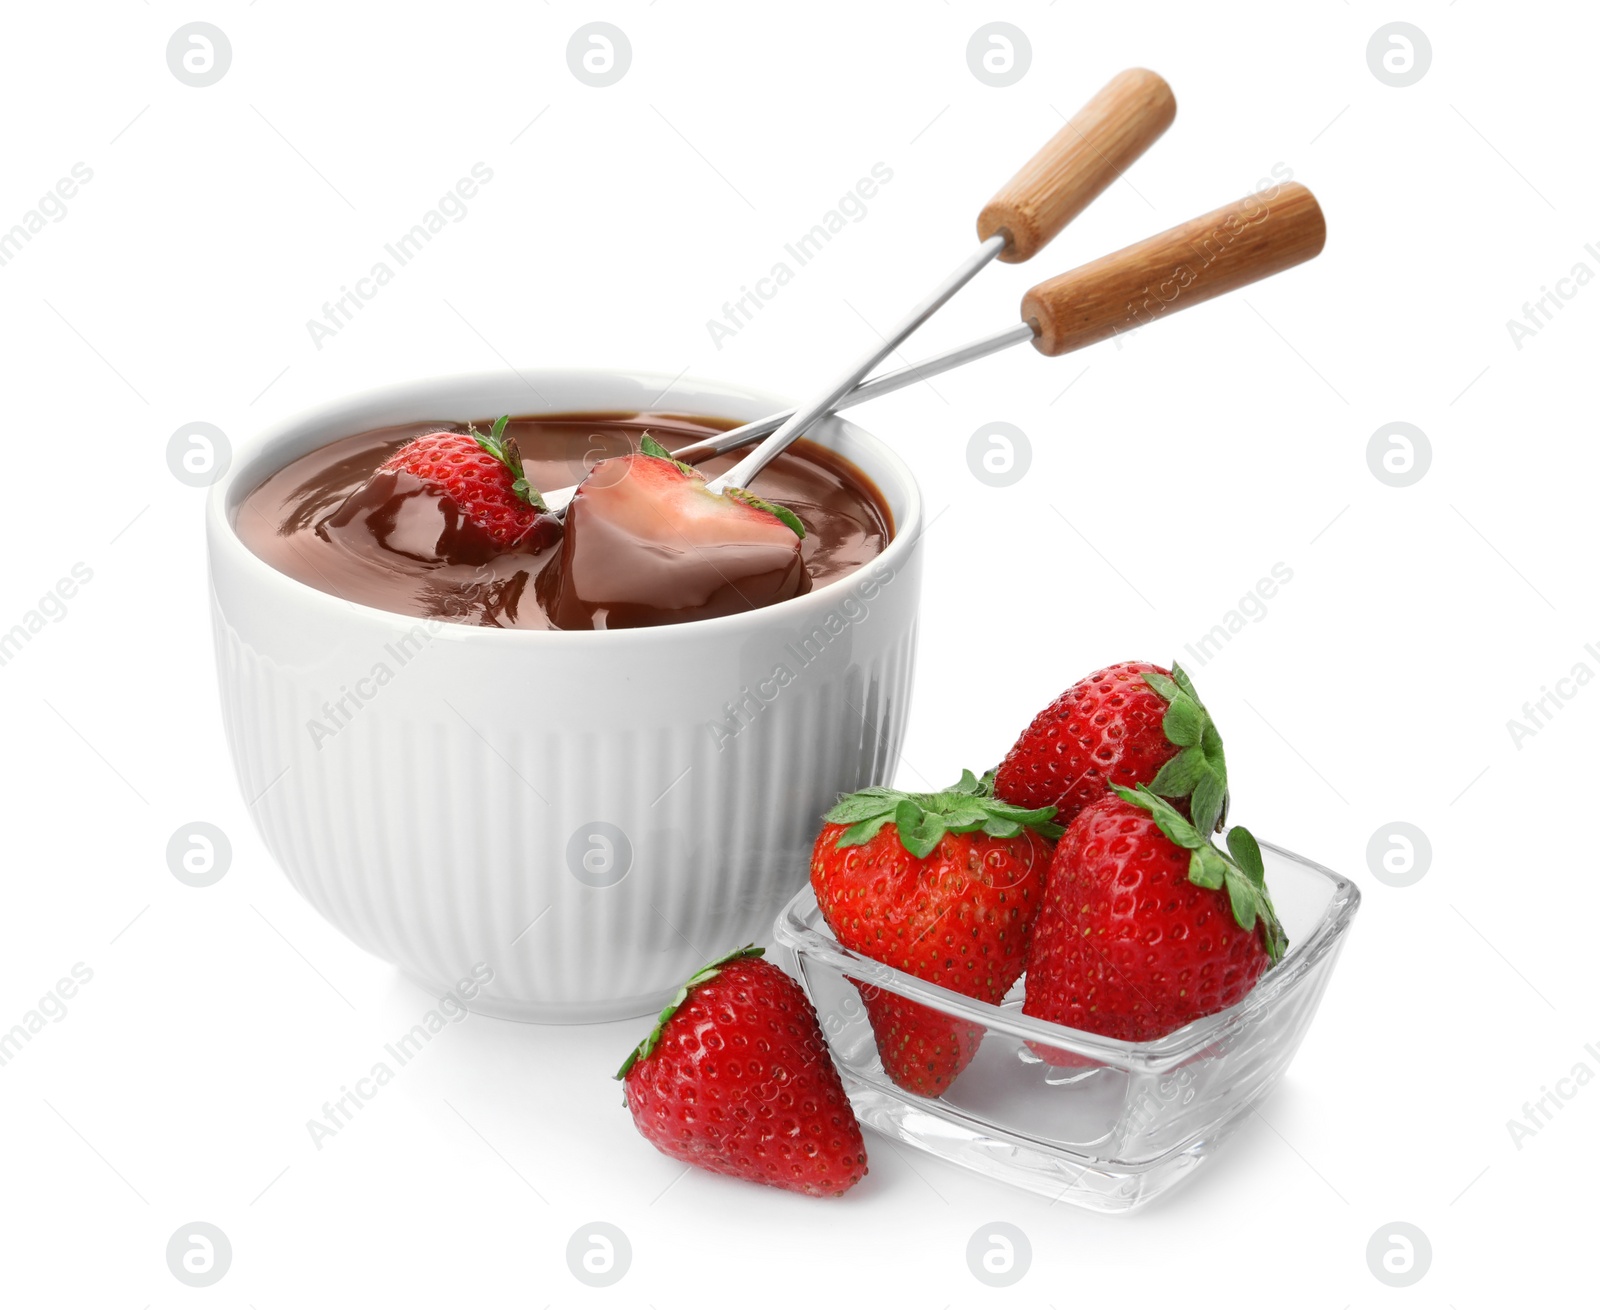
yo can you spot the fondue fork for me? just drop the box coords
[540,183,1327,514]
[701,68,1176,496]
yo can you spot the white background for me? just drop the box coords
[2,2,1595,1305]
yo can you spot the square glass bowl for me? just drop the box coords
[774,840,1359,1213]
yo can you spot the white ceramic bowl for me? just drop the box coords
[206,369,923,1022]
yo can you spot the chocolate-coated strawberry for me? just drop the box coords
[324,415,560,565]
[381,415,552,547]
[543,433,807,629]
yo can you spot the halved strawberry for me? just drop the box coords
[542,434,808,629]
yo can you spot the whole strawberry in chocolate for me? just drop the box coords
[995,661,1232,832]
[810,771,1059,1094]
[1022,785,1287,1061]
[323,415,559,564]
[617,946,867,1198]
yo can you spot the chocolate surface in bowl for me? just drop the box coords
[234,411,893,630]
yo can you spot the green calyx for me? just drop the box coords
[825,769,1061,861]
[725,486,806,540]
[1143,664,1229,834]
[637,432,805,540]
[471,414,547,511]
[614,944,764,1080]
[1113,784,1288,964]
[638,431,698,476]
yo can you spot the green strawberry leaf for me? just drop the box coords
[1170,663,1202,703]
[768,503,806,538]
[1115,786,1289,966]
[1189,847,1225,889]
[822,787,901,825]
[1223,824,1286,962]
[1149,748,1208,796]
[993,802,1058,828]
[826,773,1061,858]
[1162,695,1205,747]
[1190,771,1226,838]
[724,486,806,540]
[953,768,984,796]
[896,797,946,859]
[1140,663,1231,832]
[1200,845,1234,885]
[940,801,993,830]
[1142,670,1183,702]
[836,815,895,847]
[615,944,764,1079]
[1225,867,1259,932]
[637,430,699,477]
[1260,912,1290,963]
[639,432,673,460]
[1225,826,1265,886]
[470,415,548,511]
[1113,784,1203,850]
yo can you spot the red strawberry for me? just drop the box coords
[1022,786,1287,1065]
[616,946,867,1198]
[324,415,559,566]
[543,434,808,630]
[810,771,1059,1095]
[381,415,555,550]
[851,983,985,1098]
[995,661,1232,833]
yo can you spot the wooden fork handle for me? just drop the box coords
[1021,181,1327,356]
[978,68,1176,263]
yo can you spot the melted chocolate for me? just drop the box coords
[234,412,893,630]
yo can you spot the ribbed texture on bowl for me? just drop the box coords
[213,606,918,1022]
